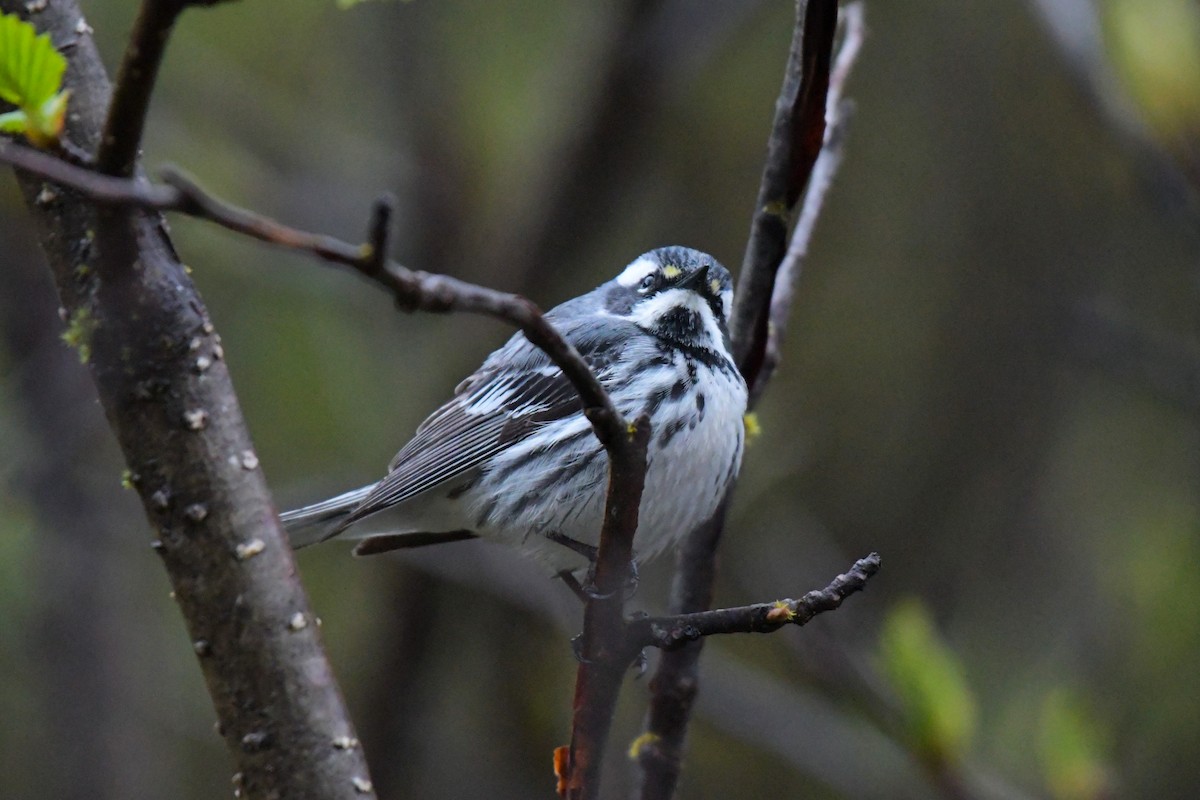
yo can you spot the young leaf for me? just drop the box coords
[879,598,977,766]
[0,12,69,147]
[1039,689,1112,800]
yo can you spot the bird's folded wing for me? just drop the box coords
[338,364,582,529]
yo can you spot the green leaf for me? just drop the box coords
[1039,689,1112,800]
[1103,0,1200,141]
[0,108,27,132]
[0,12,68,146]
[879,598,977,766]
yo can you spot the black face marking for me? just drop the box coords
[653,336,728,370]
[658,307,704,341]
[703,295,726,325]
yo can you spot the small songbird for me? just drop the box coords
[282,247,748,578]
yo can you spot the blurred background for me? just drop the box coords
[3,1,1199,798]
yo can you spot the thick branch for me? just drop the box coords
[2,2,373,798]
[629,553,879,649]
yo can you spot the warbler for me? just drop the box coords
[282,247,748,578]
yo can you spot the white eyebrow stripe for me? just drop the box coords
[616,256,659,288]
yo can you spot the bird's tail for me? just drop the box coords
[279,485,374,548]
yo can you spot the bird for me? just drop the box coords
[281,246,748,580]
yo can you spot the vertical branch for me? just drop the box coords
[2,1,374,798]
[635,3,854,798]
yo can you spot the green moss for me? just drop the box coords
[60,306,96,364]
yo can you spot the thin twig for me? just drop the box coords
[750,107,850,409]
[364,193,395,278]
[629,553,879,649]
[96,0,234,175]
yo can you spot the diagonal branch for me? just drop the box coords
[0,143,630,450]
[750,1,864,409]
[730,0,838,386]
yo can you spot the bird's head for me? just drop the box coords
[604,247,734,353]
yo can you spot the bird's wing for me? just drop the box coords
[337,317,623,530]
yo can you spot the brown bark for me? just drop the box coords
[1,2,373,797]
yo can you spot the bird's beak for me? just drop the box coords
[675,264,710,294]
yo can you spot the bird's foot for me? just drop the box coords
[548,532,639,601]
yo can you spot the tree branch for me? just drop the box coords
[730,0,838,385]
[751,1,863,408]
[98,0,178,176]
[0,143,632,452]
[559,416,652,800]
[2,1,374,798]
[628,553,879,650]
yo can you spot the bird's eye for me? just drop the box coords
[639,274,657,292]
